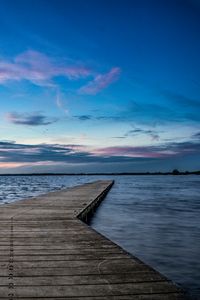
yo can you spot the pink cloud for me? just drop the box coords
[0,162,29,168]
[0,50,91,87]
[0,50,121,99]
[78,67,121,95]
[0,161,66,169]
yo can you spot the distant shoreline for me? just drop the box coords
[0,171,199,176]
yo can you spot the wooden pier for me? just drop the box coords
[0,180,186,299]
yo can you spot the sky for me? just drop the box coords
[0,0,200,173]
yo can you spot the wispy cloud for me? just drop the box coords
[0,50,121,96]
[78,67,121,95]
[74,115,92,121]
[0,50,91,87]
[92,146,170,158]
[6,112,58,126]
[92,140,200,158]
[73,114,124,122]
[125,128,160,141]
[56,91,69,114]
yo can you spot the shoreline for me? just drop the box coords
[0,171,199,176]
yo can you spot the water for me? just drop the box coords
[0,175,199,299]
[0,175,91,204]
[90,175,200,300]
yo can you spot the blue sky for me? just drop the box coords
[0,0,200,173]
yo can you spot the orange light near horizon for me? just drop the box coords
[0,162,29,169]
[0,161,68,169]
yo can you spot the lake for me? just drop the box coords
[0,175,199,299]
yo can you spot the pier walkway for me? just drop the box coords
[0,180,186,299]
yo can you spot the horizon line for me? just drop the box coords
[0,171,199,176]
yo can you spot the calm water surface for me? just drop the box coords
[91,175,200,300]
[0,175,199,299]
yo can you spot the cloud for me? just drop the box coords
[92,140,200,158]
[73,114,124,122]
[78,67,121,95]
[0,50,91,87]
[74,115,92,121]
[125,128,160,141]
[6,112,58,126]
[0,139,199,170]
[56,91,69,114]
[112,136,126,139]
[0,50,121,97]
[0,162,30,169]
[192,132,200,139]
[0,141,124,165]
[92,146,169,158]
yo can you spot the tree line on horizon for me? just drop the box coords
[0,170,200,176]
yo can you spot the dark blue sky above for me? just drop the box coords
[0,0,199,172]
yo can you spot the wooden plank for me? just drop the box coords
[0,282,182,297]
[0,272,167,285]
[0,180,186,299]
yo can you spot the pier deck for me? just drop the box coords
[0,180,186,299]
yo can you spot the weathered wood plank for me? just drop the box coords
[0,272,167,285]
[0,282,182,297]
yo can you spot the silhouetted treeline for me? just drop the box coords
[0,170,199,176]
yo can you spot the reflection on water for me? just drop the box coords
[0,175,199,298]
